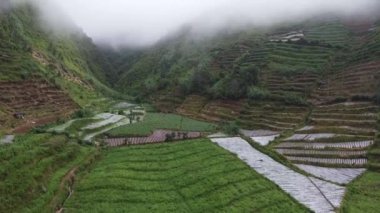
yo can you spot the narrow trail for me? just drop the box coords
[54,167,77,213]
[52,150,100,213]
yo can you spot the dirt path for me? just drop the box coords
[52,150,99,213]
[53,167,78,213]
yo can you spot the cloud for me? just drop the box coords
[11,0,380,47]
[0,0,11,13]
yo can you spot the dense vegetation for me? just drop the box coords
[65,139,308,212]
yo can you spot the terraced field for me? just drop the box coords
[105,130,202,147]
[239,46,269,67]
[65,139,308,212]
[275,101,379,184]
[0,78,78,133]
[176,95,208,118]
[262,72,319,98]
[152,94,184,113]
[312,61,380,104]
[195,100,243,123]
[49,108,145,141]
[107,113,216,137]
[349,26,380,64]
[211,43,251,70]
[304,22,350,46]
[265,42,335,71]
[238,102,309,131]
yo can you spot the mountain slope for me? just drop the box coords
[112,16,380,105]
[0,2,121,133]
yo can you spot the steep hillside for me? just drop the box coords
[0,2,121,132]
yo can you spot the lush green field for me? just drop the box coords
[341,171,380,213]
[107,113,216,136]
[0,134,96,212]
[65,139,308,212]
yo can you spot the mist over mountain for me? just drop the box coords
[11,0,380,48]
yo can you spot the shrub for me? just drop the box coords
[221,122,240,136]
[210,78,246,100]
[74,109,94,118]
[247,86,270,100]
[280,93,308,106]
[165,132,176,142]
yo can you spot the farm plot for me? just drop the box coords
[64,139,308,212]
[152,94,184,113]
[82,113,125,130]
[238,102,309,131]
[176,95,208,118]
[48,109,145,141]
[295,164,366,185]
[105,130,202,147]
[276,141,374,149]
[311,61,380,104]
[304,22,350,46]
[197,100,243,123]
[240,129,280,146]
[275,101,378,183]
[265,42,335,72]
[0,79,78,132]
[261,72,319,98]
[211,137,346,213]
[107,113,216,137]
[284,133,336,141]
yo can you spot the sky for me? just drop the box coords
[15,0,380,47]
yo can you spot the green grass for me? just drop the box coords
[107,113,216,137]
[0,133,95,212]
[341,171,380,213]
[65,139,309,212]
